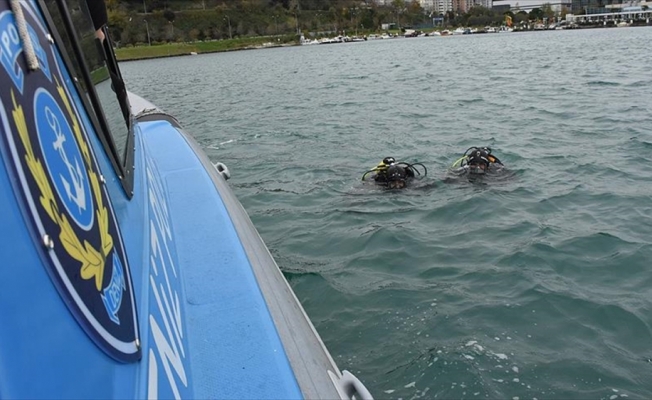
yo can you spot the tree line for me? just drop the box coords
[106,0,559,46]
[107,0,434,45]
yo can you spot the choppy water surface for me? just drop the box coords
[122,28,652,399]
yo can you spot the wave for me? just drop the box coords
[587,80,621,86]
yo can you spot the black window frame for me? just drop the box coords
[37,0,135,198]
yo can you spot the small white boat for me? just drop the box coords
[300,35,319,45]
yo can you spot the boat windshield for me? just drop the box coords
[44,0,131,170]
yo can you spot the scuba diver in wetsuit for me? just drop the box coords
[361,157,427,189]
[450,147,503,175]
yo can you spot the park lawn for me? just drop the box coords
[115,37,292,61]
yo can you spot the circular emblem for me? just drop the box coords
[35,88,94,230]
[0,3,140,362]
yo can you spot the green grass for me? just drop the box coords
[115,36,296,61]
[90,66,109,84]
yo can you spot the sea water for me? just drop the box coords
[122,27,652,399]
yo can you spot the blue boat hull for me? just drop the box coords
[0,1,371,398]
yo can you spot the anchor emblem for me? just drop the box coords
[50,108,87,214]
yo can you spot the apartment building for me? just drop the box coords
[377,0,493,14]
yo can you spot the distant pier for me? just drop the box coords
[567,8,652,25]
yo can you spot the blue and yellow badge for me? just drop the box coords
[0,3,140,362]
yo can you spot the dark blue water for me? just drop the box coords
[122,27,652,399]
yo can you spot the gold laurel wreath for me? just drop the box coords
[11,79,113,292]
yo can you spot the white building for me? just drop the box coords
[473,0,492,8]
[432,0,453,14]
[420,0,437,11]
[376,0,491,13]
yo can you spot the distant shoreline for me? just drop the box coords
[116,24,651,62]
[115,38,296,62]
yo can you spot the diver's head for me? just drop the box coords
[383,156,396,166]
[386,165,407,189]
[467,149,489,175]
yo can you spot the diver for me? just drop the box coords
[361,157,427,189]
[450,146,503,175]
